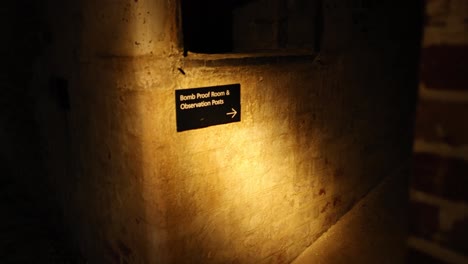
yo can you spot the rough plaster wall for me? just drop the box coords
[37,0,420,263]
[64,56,411,264]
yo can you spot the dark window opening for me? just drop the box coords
[181,0,235,54]
[181,0,321,54]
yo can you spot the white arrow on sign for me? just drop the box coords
[226,108,237,118]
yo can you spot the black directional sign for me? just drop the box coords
[175,84,241,132]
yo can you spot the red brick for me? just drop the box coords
[412,153,443,194]
[414,100,468,146]
[412,153,468,201]
[420,45,468,91]
[409,201,440,239]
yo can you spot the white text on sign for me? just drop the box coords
[179,90,230,110]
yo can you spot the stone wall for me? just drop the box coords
[36,0,421,263]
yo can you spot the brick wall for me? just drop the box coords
[409,0,468,262]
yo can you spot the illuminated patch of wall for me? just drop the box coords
[85,52,376,263]
[130,58,358,263]
[79,0,176,57]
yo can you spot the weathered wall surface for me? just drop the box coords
[409,0,468,262]
[36,0,420,263]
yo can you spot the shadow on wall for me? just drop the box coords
[0,1,87,263]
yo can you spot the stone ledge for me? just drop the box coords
[183,51,316,68]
